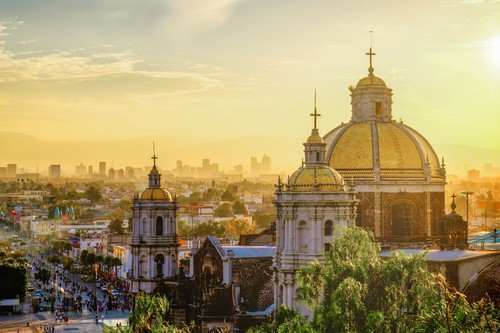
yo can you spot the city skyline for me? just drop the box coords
[0,1,498,170]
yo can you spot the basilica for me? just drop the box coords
[324,48,446,247]
[129,47,458,328]
[272,47,448,314]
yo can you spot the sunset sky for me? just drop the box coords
[0,0,498,172]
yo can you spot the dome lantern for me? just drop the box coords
[350,46,393,123]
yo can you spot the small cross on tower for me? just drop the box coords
[151,142,158,167]
[366,47,376,75]
[310,90,321,130]
[451,193,457,212]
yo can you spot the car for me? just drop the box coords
[34,290,44,299]
[100,285,108,292]
[27,284,35,292]
[110,289,119,296]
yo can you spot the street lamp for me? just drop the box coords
[461,191,474,223]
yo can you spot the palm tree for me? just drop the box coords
[111,257,122,278]
[95,254,104,276]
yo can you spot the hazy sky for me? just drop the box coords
[0,0,499,171]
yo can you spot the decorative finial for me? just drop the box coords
[275,176,283,192]
[301,158,305,167]
[151,142,158,167]
[310,90,321,130]
[349,176,355,191]
[426,153,430,165]
[441,156,445,168]
[366,31,376,77]
[450,193,456,212]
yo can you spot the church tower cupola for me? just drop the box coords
[304,91,328,166]
[350,45,393,123]
[148,143,161,188]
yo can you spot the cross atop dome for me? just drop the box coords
[310,89,321,130]
[365,31,376,76]
[151,142,158,167]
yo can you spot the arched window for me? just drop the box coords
[154,254,164,278]
[324,220,333,236]
[169,217,174,234]
[139,255,148,278]
[298,220,309,253]
[156,216,163,236]
[391,204,414,238]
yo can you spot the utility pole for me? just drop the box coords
[461,191,474,223]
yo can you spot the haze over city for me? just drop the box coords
[0,1,499,332]
[0,0,499,173]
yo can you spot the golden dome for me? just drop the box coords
[323,122,444,182]
[356,75,386,87]
[288,166,345,192]
[139,188,172,201]
[306,132,324,144]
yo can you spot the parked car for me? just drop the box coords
[34,290,44,299]
[27,284,35,292]
[110,289,119,296]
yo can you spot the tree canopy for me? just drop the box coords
[251,227,499,333]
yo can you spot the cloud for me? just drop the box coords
[161,0,245,38]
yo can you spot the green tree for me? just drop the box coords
[128,292,169,333]
[295,227,499,333]
[215,202,233,217]
[61,256,74,272]
[85,184,103,205]
[253,209,276,229]
[109,218,125,234]
[35,268,51,285]
[233,200,247,215]
[223,219,255,239]
[221,189,235,201]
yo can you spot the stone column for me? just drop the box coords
[425,191,431,237]
[374,192,382,238]
[287,281,294,308]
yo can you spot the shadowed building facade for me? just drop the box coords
[273,100,358,315]
[323,48,446,247]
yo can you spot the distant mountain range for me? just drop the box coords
[0,131,498,176]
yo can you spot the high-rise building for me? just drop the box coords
[176,160,183,171]
[48,165,61,179]
[108,167,116,180]
[0,167,7,178]
[75,163,86,176]
[99,162,106,176]
[262,154,271,173]
[202,158,210,169]
[468,169,480,180]
[7,164,17,178]
[250,156,259,174]
[88,165,93,176]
